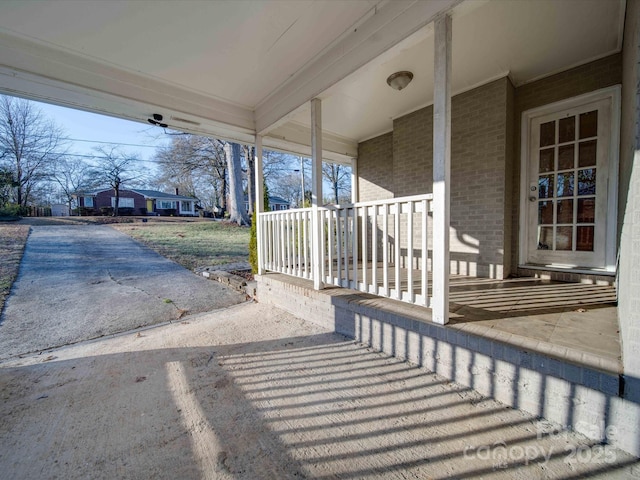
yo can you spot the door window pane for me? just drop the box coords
[577,198,595,223]
[538,200,553,225]
[537,226,553,250]
[556,199,573,224]
[556,226,573,251]
[539,148,555,173]
[557,172,574,197]
[559,116,575,143]
[578,169,596,195]
[539,175,553,198]
[540,121,555,147]
[579,110,598,139]
[578,140,597,167]
[558,145,574,170]
[576,226,594,251]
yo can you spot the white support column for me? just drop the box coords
[351,158,358,204]
[255,135,265,275]
[311,98,324,290]
[432,14,451,325]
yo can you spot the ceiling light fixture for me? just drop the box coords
[386,71,414,91]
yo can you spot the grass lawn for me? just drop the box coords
[112,220,250,271]
[0,223,30,314]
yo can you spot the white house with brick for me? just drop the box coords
[2,0,640,457]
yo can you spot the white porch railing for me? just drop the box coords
[259,194,433,307]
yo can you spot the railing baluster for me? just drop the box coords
[285,212,289,273]
[352,206,358,289]
[320,209,327,282]
[303,210,309,278]
[336,208,342,286]
[342,206,349,287]
[327,209,333,283]
[382,203,388,296]
[279,212,285,273]
[294,212,302,277]
[362,205,368,292]
[407,201,414,303]
[394,202,401,300]
[263,216,268,270]
[422,199,428,306]
[371,205,377,294]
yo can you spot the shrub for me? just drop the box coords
[118,207,134,216]
[249,208,258,273]
[0,203,23,218]
[76,206,94,216]
[248,187,270,274]
[100,206,113,216]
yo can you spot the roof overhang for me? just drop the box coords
[0,0,625,162]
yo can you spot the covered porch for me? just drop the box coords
[1,0,638,457]
[251,0,632,450]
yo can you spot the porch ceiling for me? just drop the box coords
[0,0,624,160]
[280,0,625,143]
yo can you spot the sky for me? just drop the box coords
[30,98,348,202]
[34,101,171,174]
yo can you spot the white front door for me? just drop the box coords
[522,87,619,272]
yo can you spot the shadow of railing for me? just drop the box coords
[2,318,637,478]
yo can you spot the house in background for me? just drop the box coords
[244,194,290,213]
[3,0,640,458]
[74,188,197,216]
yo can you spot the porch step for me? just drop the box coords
[256,273,640,457]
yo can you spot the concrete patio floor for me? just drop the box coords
[447,275,620,373]
[317,264,620,374]
[1,302,636,479]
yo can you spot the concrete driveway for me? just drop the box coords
[0,225,246,359]
[0,302,637,479]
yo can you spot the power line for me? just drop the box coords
[22,151,159,165]
[65,138,164,149]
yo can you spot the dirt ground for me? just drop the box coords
[0,302,638,479]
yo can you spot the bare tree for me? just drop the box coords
[90,146,145,216]
[244,145,255,215]
[322,162,351,204]
[0,95,67,207]
[154,134,227,212]
[51,156,96,214]
[226,143,250,225]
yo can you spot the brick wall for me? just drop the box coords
[94,189,146,215]
[357,132,394,201]
[358,78,513,278]
[511,54,623,271]
[358,55,623,280]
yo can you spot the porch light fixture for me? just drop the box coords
[386,71,413,91]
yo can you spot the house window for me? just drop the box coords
[111,197,134,208]
[181,201,192,212]
[159,200,176,209]
[84,196,94,207]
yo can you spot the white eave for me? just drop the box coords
[0,0,625,160]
